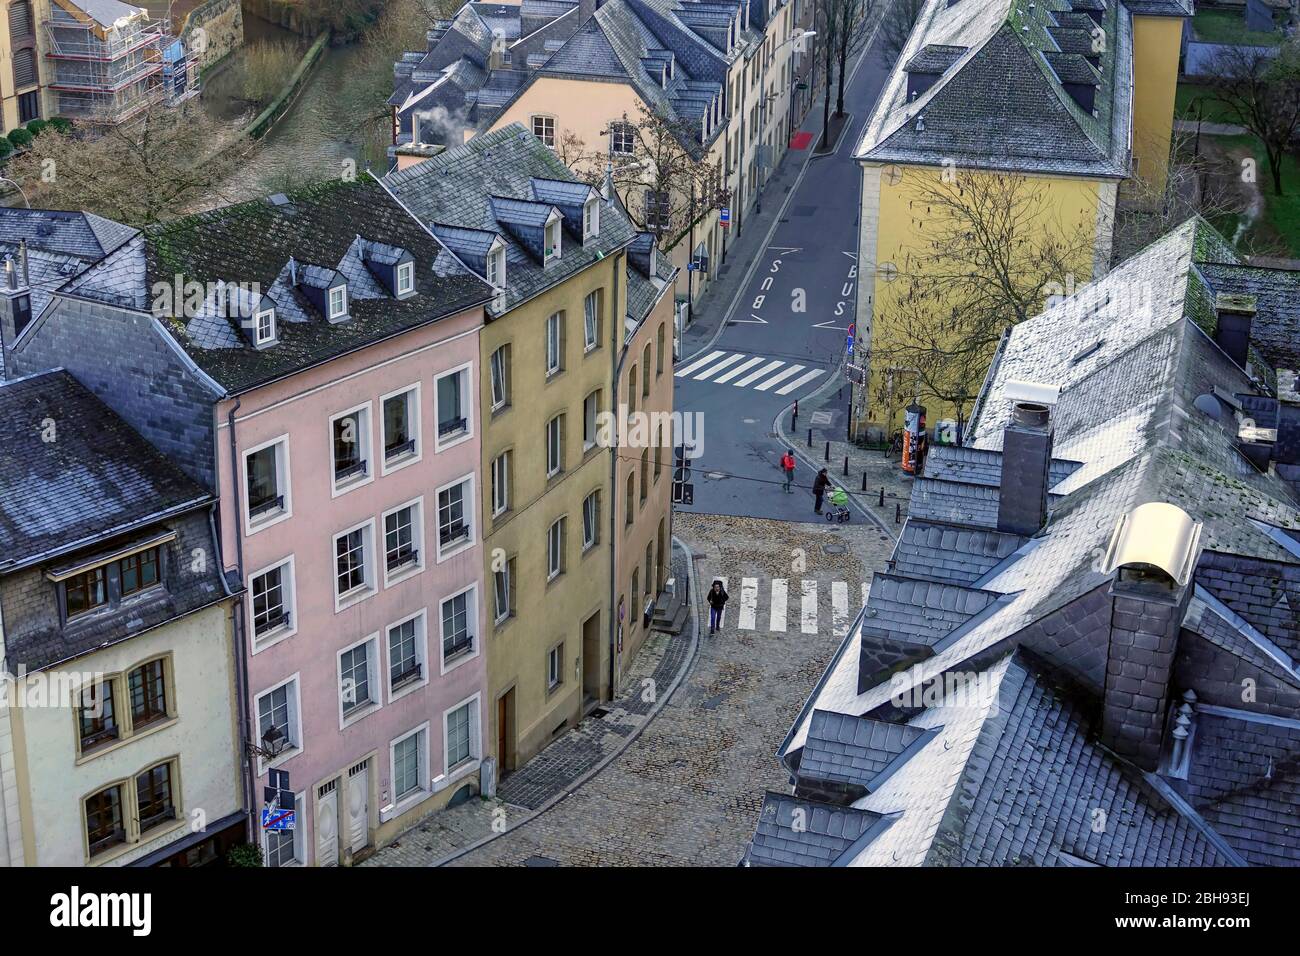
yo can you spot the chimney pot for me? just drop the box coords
[1012,401,1050,428]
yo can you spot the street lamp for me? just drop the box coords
[755,29,816,216]
[246,725,288,761]
[0,177,31,208]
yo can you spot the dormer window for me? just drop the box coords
[396,262,414,296]
[545,214,562,264]
[584,197,600,240]
[254,308,276,346]
[486,242,506,308]
[328,285,348,320]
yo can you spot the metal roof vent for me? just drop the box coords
[1102,502,1203,588]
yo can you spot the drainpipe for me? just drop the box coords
[223,398,256,841]
[608,253,624,701]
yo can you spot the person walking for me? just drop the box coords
[706,579,729,634]
[780,449,796,492]
[813,468,829,514]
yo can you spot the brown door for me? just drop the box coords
[497,690,514,775]
[582,612,602,709]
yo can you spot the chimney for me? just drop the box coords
[1276,368,1300,466]
[997,401,1054,536]
[1213,291,1255,370]
[0,250,32,373]
[1099,502,1202,772]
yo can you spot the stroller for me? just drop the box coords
[825,485,851,523]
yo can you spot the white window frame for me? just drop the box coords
[328,284,348,320]
[247,554,297,653]
[582,490,600,552]
[433,361,474,451]
[583,197,600,240]
[332,517,377,612]
[435,473,476,562]
[547,516,565,581]
[379,382,422,476]
[381,496,426,588]
[261,791,305,867]
[547,642,564,691]
[328,402,374,497]
[545,312,563,377]
[242,434,292,536]
[583,391,600,451]
[254,308,276,346]
[546,414,564,478]
[385,607,429,704]
[396,261,415,296]
[544,211,562,264]
[440,692,481,780]
[531,114,555,148]
[491,449,511,517]
[489,344,510,411]
[254,672,302,775]
[611,121,635,156]
[438,583,480,675]
[486,243,506,310]
[493,558,513,625]
[337,632,381,729]
[389,722,431,814]
[583,290,600,352]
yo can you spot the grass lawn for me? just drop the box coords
[1215,133,1300,256]
[1192,8,1284,46]
[1174,83,1240,124]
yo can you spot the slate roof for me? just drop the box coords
[67,179,491,395]
[797,710,931,793]
[0,208,135,262]
[856,0,1134,178]
[385,123,636,317]
[759,218,1300,867]
[0,369,210,572]
[741,792,894,866]
[1197,262,1300,372]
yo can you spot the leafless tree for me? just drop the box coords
[817,0,877,140]
[1207,39,1300,195]
[6,101,244,227]
[870,167,1094,430]
[879,0,924,64]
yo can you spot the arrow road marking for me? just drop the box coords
[730,314,769,324]
[812,319,851,330]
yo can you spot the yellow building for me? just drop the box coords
[0,0,46,130]
[386,124,676,770]
[854,0,1187,435]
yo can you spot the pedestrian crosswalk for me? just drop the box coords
[675,350,826,396]
[711,577,869,636]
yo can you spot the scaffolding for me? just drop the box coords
[42,0,171,124]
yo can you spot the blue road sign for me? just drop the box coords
[262,806,296,831]
[719,207,731,226]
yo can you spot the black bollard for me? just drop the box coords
[895,503,901,524]
[843,455,849,476]
[824,441,830,461]
[878,486,885,507]
[861,472,868,492]
[807,427,812,448]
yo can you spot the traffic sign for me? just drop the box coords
[719,207,731,228]
[262,806,296,831]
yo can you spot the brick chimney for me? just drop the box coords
[0,244,32,372]
[1099,502,1203,771]
[997,401,1054,536]
[1213,291,1255,370]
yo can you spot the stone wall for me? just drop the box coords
[181,0,245,73]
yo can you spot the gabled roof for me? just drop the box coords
[0,208,136,262]
[797,710,932,794]
[856,0,1133,179]
[742,792,895,866]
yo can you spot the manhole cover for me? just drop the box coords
[823,543,847,555]
[524,855,560,867]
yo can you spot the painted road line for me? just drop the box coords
[801,580,818,634]
[713,355,765,384]
[733,360,785,388]
[770,578,788,632]
[832,581,851,637]
[694,353,746,380]
[754,364,807,392]
[862,582,869,606]
[675,350,725,377]
[774,368,826,395]
[739,577,759,630]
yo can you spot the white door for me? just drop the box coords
[316,781,339,867]
[347,761,370,853]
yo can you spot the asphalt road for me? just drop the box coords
[674,30,898,522]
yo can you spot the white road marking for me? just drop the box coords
[739,577,759,630]
[832,581,851,637]
[774,368,826,395]
[694,353,746,380]
[733,360,785,387]
[713,355,765,383]
[754,364,806,392]
[801,579,818,634]
[675,350,725,377]
[769,578,787,632]
[862,582,869,606]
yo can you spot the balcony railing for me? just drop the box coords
[443,632,474,660]
[438,416,467,438]
[386,548,419,573]
[439,522,468,547]
[334,458,368,483]
[249,494,284,519]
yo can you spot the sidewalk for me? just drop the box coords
[362,541,699,866]
[774,374,914,539]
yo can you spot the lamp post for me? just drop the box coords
[0,177,30,208]
[246,725,289,761]
[756,29,815,216]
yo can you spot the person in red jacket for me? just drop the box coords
[780,449,796,493]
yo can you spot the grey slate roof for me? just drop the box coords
[1197,262,1300,371]
[856,0,1133,179]
[0,369,210,572]
[742,792,893,866]
[384,123,636,317]
[1195,550,1300,661]
[890,519,1025,585]
[798,710,930,793]
[0,208,136,262]
[923,443,1081,490]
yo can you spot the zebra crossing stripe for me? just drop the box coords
[801,580,818,634]
[675,350,725,377]
[739,577,759,630]
[769,578,788,632]
[733,360,784,387]
[694,353,746,380]
[713,355,765,384]
[754,364,807,392]
[832,581,851,637]
[775,368,826,395]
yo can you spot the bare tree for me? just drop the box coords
[815,0,878,145]
[870,167,1095,430]
[6,101,244,227]
[879,0,924,64]
[1208,39,1300,196]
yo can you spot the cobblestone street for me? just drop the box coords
[368,512,897,867]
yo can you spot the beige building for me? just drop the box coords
[1,0,45,129]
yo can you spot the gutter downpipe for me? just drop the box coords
[608,253,624,701]
[223,397,256,842]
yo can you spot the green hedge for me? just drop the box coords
[24,119,47,137]
[0,138,12,160]
[47,117,72,134]
[7,127,32,149]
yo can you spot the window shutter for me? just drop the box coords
[12,48,36,89]
[9,1,31,39]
